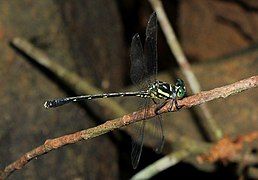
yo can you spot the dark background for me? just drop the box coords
[0,0,257,179]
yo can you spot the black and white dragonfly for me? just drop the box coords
[44,12,186,169]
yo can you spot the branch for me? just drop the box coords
[0,75,257,179]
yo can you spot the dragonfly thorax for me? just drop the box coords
[148,81,176,99]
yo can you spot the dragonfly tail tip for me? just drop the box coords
[44,101,50,109]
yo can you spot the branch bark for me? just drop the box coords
[0,75,257,179]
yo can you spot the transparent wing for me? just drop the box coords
[130,33,147,86]
[131,98,149,169]
[131,120,145,169]
[145,98,164,153]
[130,12,160,169]
[145,12,158,81]
[131,100,164,169]
[149,115,165,153]
[130,31,148,169]
[130,12,158,85]
[145,12,164,153]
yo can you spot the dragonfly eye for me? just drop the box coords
[176,87,186,99]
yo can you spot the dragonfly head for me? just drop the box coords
[175,79,186,99]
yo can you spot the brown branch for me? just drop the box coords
[0,75,257,179]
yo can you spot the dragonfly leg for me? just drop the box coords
[156,99,183,113]
[167,99,179,112]
[168,99,174,112]
[174,99,182,110]
[154,100,167,115]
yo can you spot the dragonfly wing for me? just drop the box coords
[130,12,160,169]
[131,120,145,169]
[130,33,147,86]
[150,115,165,153]
[146,98,164,153]
[145,12,158,81]
[131,97,151,169]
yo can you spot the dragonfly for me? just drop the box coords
[44,12,186,169]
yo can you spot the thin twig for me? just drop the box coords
[149,0,223,141]
[131,136,209,180]
[131,150,190,180]
[149,0,201,92]
[11,37,127,117]
[0,75,257,179]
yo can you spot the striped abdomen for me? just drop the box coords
[44,91,149,108]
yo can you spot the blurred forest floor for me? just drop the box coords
[0,0,257,179]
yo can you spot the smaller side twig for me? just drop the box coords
[131,136,210,180]
[131,150,190,180]
[11,37,127,118]
[149,0,201,93]
[149,0,223,141]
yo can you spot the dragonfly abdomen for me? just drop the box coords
[44,91,149,108]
